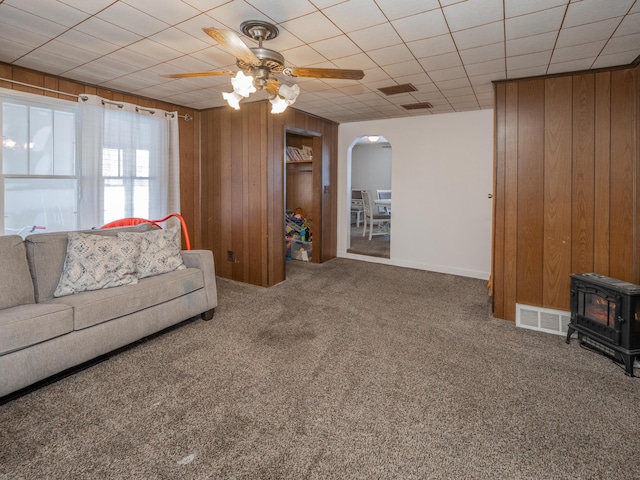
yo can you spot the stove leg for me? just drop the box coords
[566,325,575,344]
[622,355,635,377]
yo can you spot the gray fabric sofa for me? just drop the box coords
[0,224,217,399]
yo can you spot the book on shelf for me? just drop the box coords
[286,146,308,162]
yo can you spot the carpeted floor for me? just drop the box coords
[1,258,639,479]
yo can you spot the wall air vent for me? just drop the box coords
[401,102,433,110]
[378,84,417,96]
[516,303,571,336]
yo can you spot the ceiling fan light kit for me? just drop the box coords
[162,20,364,114]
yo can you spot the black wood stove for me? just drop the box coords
[567,273,640,376]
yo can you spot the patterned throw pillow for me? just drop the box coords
[54,232,140,297]
[118,226,186,279]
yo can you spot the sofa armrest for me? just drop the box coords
[181,250,217,311]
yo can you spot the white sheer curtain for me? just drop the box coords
[77,94,180,229]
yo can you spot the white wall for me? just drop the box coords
[352,143,392,197]
[338,109,494,280]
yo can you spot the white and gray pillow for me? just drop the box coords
[118,226,185,279]
[54,232,140,297]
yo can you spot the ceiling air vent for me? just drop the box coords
[401,102,433,110]
[378,83,417,96]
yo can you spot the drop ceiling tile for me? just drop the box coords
[244,0,317,23]
[392,72,433,86]
[204,0,271,29]
[601,32,640,55]
[504,0,568,18]
[332,53,378,70]
[506,65,548,79]
[465,58,505,76]
[97,3,169,36]
[164,55,230,74]
[418,52,463,71]
[507,51,552,70]
[428,65,467,82]
[106,48,161,70]
[309,35,361,60]
[280,12,343,43]
[547,58,595,74]
[615,12,640,36]
[151,28,210,55]
[407,34,457,59]
[347,23,403,52]
[382,60,425,78]
[374,0,439,21]
[101,73,159,92]
[551,40,606,63]
[127,39,184,63]
[436,79,472,93]
[505,32,557,56]
[459,43,504,65]
[469,72,505,86]
[443,0,503,31]
[556,18,621,48]
[564,0,634,28]
[453,21,504,49]
[505,6,565,39]
[39,40,101,65]
[592,50,638,68]
[7,0,90,27]
[57,0,116,14]
[76,17,143,47]
[0,5,68,38]
[15,51,81,76]
[473,83,494,94]
[323,0,387,33]
[122,0,201,24]
[392,9,449,43]
[439,87,474,98]
[56,30,120,56]
[281,45,328,66]
[0,41,34,63]
[0,21,50,49]
[367,44,415,67]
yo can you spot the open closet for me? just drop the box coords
[285,128,322,264]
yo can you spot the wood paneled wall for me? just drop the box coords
[0,63,201,248]
[493,64,639,320]
[201,102,338,287]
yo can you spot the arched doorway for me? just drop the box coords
[347,135,392,258]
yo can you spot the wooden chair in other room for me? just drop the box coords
[362,190,391,240]
[376,189,392,214]
[351,189,365,228]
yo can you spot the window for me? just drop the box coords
[1,93,78,237]
[2,90,179,236]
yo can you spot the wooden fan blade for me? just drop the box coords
[265,78,281,95]
[284,67,364,80]
[203,27,260,66]
[161,71,235,79]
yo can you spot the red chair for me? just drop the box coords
[101,213,191,250]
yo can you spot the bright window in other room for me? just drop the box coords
[1,93,77,237]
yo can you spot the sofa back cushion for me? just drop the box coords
[0,235,35,309]
[25,224,155,302]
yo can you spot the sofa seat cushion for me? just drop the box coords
[0,303,73,355]
[46,267,205,330]
[0,235,35,310]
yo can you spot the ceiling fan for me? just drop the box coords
[162,20,365,112]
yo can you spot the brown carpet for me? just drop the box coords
[1,258,639,479]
